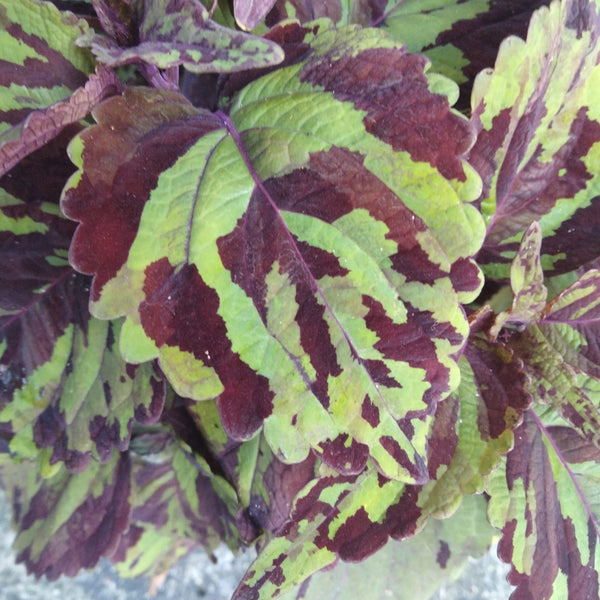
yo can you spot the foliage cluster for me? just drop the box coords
[2,1,600,598]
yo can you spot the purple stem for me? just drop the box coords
[139,63,179,92]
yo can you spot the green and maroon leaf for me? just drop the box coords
[62,23,484,483]
[487,410,600,599]
[421,339,530,520]
[112,433,242,578]
[489,221,547,338]
[1,126,86,409]
[377,1,550,108]
[1,117,164,474]
[232,464,407,600]
[504,268,600,447]
[77,0,284,74]
[188,399,318,535]
[276,493,496,600]
[0,0,99,174]
[468,0,600,280]
[1,317,166,473]
[542,269,600,375]
[231,391,462,599]
[0,450,131,580]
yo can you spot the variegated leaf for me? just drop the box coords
[0,450,131,579]
[0,0,109,177]
[62,21,485,483]
[77,0,284,74]
[469,0,600,280]
[113,431,242,578]
[489,221,547,338]
[487,410,600,599]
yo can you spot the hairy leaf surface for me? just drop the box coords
[62,22,485,483]
[469,0,600,279]
[487,411,600,599]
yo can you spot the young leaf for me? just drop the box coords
[469,0,600,279]
[506,269,600,447]
[62,21,485,483]
[489,221,547,338]
[487,410,600,599]
[0,450,132,580]
[266,0,386,27]
[77,0,285,73]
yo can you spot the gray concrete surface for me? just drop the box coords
[0,489,512,599]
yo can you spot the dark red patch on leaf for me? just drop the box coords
[464,337,531,440]
[62,89,215,301]
[436,540,451,568]
[361,394,381,427]
[300,48,474,180]
[140,258,274,440]
[316,434,370,475]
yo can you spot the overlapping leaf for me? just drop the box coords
[0,450,131,580]
[487,411,600,599]
[469,0,600,280]
[506,268,600,449]
[77,0,284,74]
[378,0,550,107]
[188,398,318,535]
[113,432,242,578]
[62,21,485,484]
[1,317,166,473]
[0,0,116,177]
[276,493,497,600]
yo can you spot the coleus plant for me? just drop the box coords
[1,0,600,598]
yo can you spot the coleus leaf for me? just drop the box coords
[489,221,547,338]
[112,431,242,578]
[276,493,497,600]
[1,317,166,473]
[469,0,600,279]
[421,339,530,516]
[232,464,406,600]
[506,268,600,449]
[77,0,285,74]
[0,450,131,580]
[231,388,459,599]
[62,21,485,483]
[378,0,550,107]
[487,410,600,599]
[0,0,111,177]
